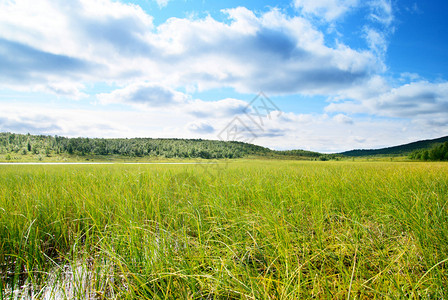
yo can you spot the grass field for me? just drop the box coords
[1,160,447,299]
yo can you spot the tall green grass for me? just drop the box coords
[0,161,447,298]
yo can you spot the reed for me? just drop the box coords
[0,161,447,298]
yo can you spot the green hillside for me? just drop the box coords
[340,136,448,157]
[0,132,271,160]
[5,132,447,161]
[409,141,448,161]
[1,132,336,161]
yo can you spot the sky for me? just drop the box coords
[0,0,447,152]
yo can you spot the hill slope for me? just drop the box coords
[0,132,272,159]
[1,132,336,160]
[340,136,448,157]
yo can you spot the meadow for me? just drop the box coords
[0,160,447,299]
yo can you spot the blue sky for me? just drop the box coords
[0,0,447,152]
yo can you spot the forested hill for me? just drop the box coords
[3,132,446,160]
[340,136,448,157]
[0,132,271,159]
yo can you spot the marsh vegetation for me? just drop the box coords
[1,161,447,298]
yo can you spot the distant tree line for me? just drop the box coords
[340,136,448,157]
[409,142,448,161]
[0,132,345,160]
[273,149,341,161]
[0,132,271,159]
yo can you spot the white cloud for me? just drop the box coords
[399,72,421,82]
[155,0,170,8]
[1,100,446,153]
[361,0,394,67]
[39,82,88,100]
[364,27,388,59]
[0,0,380,97]
[0,0,154,59]
[97,85,250,118]
[331,75,390,102]
[0,0,154,98]
[1,0,447,151]
[333,113,353,124]
[187,122,215,134]
[294,0,359,22]
[233,110,436,152]
[373,82,448,117]
[0,105,121,137]
[292,0,394,67]
[369,0,393,27]
[0,114,62,134]
[327,81,448,127]
[97,83,188,108]
[187,98,249,118]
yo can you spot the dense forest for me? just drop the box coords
[0,132,344,161]
[409,142,448,161]
[0,132,273,159]
[340,135,448,157]
[3,132,447,161]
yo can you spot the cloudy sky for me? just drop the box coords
[0,0,447,152]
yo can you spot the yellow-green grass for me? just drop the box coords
[0,161,447,299]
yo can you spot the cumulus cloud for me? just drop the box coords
[0,115,62,134]
[333,113,353,124]
[2,99,446,153]
[0,0,154,58]
[0,0,380,97]
[97,85,253,120]
[0,106,120,137]
[327,81,448,126]
[1,0,447,150]
[0,0,153,97]
[0,38,95,85]
[372,82,448,117]
[187,122,215,134]
[97,83,188,107]
[292,0,394,66]
[155,7,378,95]
[187,98,249,118]
[41,82,88,99]
[236,111,433,152]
